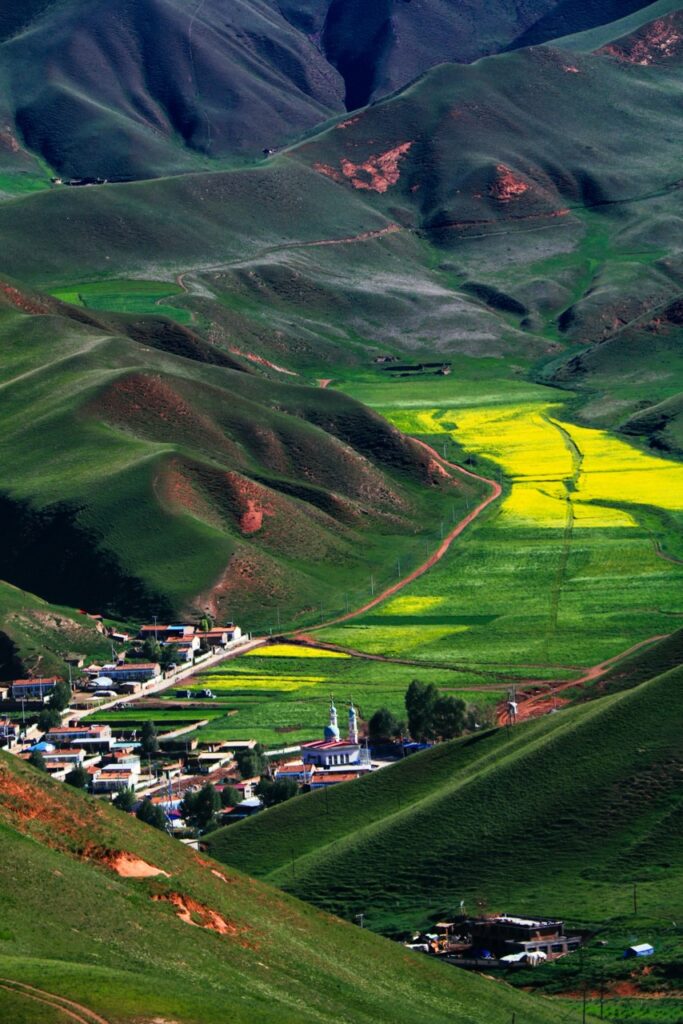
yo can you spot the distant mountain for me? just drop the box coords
[0,0,657,177]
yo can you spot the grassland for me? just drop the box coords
[49,280,193,326]
[148,643,500,747]
[208,664,683,942]
[315,371,683,681]
[0,750,567,1024]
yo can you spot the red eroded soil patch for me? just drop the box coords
[84,846,170,878]
[224,473,275,536]
[599,14,683,65]
[152,892,244,938]
[0,281,52,315]
[490,165,530,203]
[227,347,298,376]
[315,143,413,194]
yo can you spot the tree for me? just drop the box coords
[136,797,167,831]
[431,696,466,740]
[159,646,178,671]
[140,720,159,756]
[368,707,400,743]
[220,785,242,808]
[37,706,61,732]
[255,778,298,807]
[142,638,161,662]
[235,744,266,779]
[28,750,46,772]
[405,680,438,741]
[200,614,214,633]
[113,787,137,812]
[180,783,221,831]
[65,765,90,790]
[49,680,72,712]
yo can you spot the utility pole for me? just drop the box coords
[370,575,375,596]
[582,983,587,1024]
[396,557,401,577]
[440,521,445,540]
[356,912,364,929]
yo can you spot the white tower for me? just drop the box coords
[348,702,358,744]
[324,697,340,741]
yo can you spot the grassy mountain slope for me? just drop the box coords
[207,664,683,933]
[0,284,468,629]
[1,0,345,177]
[0,1,660,178]
[0,579,113,679]
[0,751,563,1024]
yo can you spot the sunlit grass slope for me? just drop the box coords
[0,750,565,1024]
[208,664,683,934]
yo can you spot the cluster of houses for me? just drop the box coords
[407,915,584,969]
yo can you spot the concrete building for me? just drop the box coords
[97,663,160,684]
[10,678,60,701]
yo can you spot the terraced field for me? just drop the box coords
[316,372,683,680]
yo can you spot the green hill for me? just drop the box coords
[0,750,564,1024]
[207,664,683,933]
[0,284,471,631]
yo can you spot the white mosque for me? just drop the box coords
[301,699,371,770]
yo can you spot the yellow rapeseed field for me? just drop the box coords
[245,643,349,659]
[194,672,325,691]
[387,402,683,530]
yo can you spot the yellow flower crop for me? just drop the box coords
[195,672,325,691]
[377,596,445,616]
[387,401,683,530]
[246,643,349,659]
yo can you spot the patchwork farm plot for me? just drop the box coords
[317,372,683,679]
[166,644,500,746]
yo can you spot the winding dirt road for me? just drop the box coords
[294,440,501,634]
[0,980,110,1024]
[499,632,671,724]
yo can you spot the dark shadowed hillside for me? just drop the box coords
[0,0,659,177]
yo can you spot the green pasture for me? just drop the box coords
[0,752,567,1024]
[209,665,683,937]
[50,278,192,325]
[170,648,500,746]
[316,372,683,681]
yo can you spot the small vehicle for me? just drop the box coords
[199,689,216,699]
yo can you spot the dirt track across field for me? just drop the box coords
[294,439,501,635]
[498,633,671,725]
[0,980,110,1024]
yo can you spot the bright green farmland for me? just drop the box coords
[173,645,501,746]
[318,372,683,678]
[50,278,192,324]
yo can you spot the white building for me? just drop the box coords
[301,701,370,769]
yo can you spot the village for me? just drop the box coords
[0,618,398,839]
